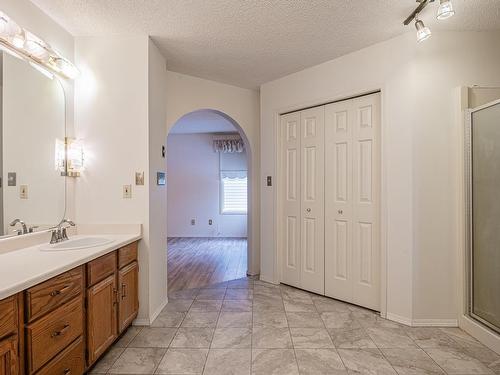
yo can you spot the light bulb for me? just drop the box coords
[11,29,25,49]
[415,19,431,42]
[25,32,49,61]
[437,0,455,20]
[54,57,80,79]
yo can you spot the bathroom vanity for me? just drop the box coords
[0,235,140,375]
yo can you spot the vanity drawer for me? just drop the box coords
[36,336,84,375]
[25,267,83,322]
[26,297,83,373]
[0,296,18,340]
[118,242,138,268]
[87,252,117,287]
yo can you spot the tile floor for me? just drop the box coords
[90,277,500,375]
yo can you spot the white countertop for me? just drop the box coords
[0,233,141,300]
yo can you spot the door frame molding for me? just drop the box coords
[273,88,388,318]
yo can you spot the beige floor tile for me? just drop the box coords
[168,288,199,300]
[252,327,293,349]
[163,300,193,312]
[222,299,253,312]
[181,312,219,328]
[196,288,227,300]
[251,349,299,375]
[170,327,214,348]
[290,328,334,348]
[151,311,186,328]
[253,311,288,328]
[295,348,346,375]
[225,288,254,300]
[405,327,462,349]
[321,311,361,329]
[115,326,143,348]
[329,328,377,349]
[89,347,125,373]
[284,300,317,313]
[217,311,252,328]
[337,348,397,375]
[425,346,495,374]
[286,312,324,328]
[129,327,177,348]
[189,299,223,312]
[381,348,445,375]
[203,349,251,375]
[156,348,208,374]
[211,328,252,348]
[366,327,417,348]
[108,347,165,374]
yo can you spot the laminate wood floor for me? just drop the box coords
[167,237,247,293]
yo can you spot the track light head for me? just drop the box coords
[437,0,455,20]
[415,18,432,42]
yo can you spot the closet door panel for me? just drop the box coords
[325,101,354,302]
[281,112,301,288]
[300,107,325,294]
[352,94,380,311]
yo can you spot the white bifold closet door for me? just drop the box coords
[325,93,380,311]
[280,107,325,295]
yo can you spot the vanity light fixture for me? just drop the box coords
[403,0,455,43]
[29,61,54,80]
[56,137,85,177]
[0,10,79,79]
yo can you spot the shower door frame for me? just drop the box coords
[464,98,500,335]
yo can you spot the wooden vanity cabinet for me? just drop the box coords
[0,295,20,375]
[86,242,139,367]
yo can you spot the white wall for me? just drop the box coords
[260,31,500,324]
[74,35,152,321]
[147,39,168,319]
[167,133,247,238]
[166,72,260,274]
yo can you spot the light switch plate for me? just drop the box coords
[135,172,144,185]
[123,185,132,199]
[20,185,28,199]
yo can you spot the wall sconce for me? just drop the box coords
[56,137,85,177]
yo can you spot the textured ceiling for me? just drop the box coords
[169,110,237,134]
[30,0,500,89]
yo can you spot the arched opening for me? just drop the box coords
[165,109,253,293]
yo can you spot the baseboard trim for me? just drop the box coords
[386,313,413,326]
[259,274,278,285]
[412,319,458,327]
[460,314,500,355]
[133,298,168,327]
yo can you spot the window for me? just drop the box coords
[220,170,247,214]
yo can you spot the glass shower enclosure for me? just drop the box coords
[465,98,500,334]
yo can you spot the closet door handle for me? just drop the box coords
[338,209,343,214]
[306,208,311,213]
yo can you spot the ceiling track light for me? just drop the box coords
[0,10,79,79]
[403,0,455,43]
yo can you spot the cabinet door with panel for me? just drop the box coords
[118,261,139,333]
[0,335,18,375]
[86,274,117,365]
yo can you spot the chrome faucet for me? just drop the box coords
[10,219,28,235]
[50,219,76,244]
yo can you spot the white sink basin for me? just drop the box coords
[39,237,114,251]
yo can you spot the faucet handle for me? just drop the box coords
[61,219,76,227]
[11,229,22,236]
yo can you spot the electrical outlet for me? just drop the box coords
[20,185,28,199]
[191,219,195,225]
[209,219,213,225]
[123,185,132,198]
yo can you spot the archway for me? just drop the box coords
[165,109,254,292]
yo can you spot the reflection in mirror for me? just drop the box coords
[1,52,66,237]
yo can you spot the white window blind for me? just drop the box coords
[221,171,247,214]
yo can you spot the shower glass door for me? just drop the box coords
[468,99,500,333]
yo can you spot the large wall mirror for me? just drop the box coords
[0,52,66,237]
